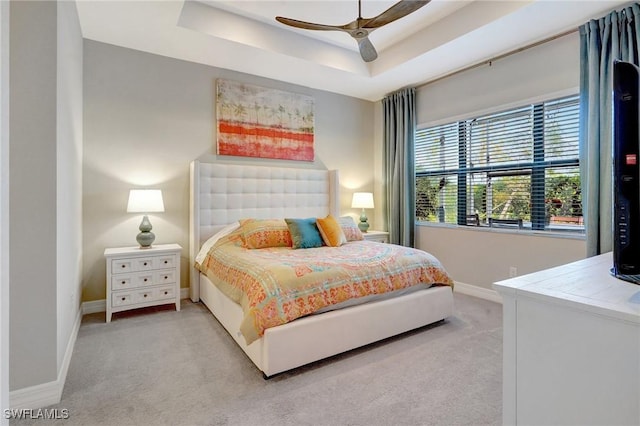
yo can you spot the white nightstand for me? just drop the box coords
[104,243,182,322]
[362,230,389,243]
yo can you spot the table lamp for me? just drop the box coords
[127,189,164,248]
[351,192,374,232]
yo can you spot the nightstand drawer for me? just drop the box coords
[131,286,175,304]
[112,270,169,289]
[112,292,134,307]
[133,288,155,304]
[156,285,176,301]
[362,231,389,243]
[112,259,134,274]
[111,285,176,307]
[112,288,155,306]
[134,257,154,271]
[154,269,176,285]
[154,255,176,269]
[111,257,154,274]
[112,275,133,290]
[133,272,154,287]
[364,235,387,243]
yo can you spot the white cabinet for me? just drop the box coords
[494,252,640,425]
[362,230,389,243]
[104,244,182,322]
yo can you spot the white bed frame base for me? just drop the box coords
[200,274,453,377]
[189,159,454,377]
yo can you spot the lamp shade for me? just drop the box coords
[127,189,165,213]
[351,192,374,209]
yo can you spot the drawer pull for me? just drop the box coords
[143,294,148,298]
[164,276,168,280]
[164,260,168,264]
[164,291,168,295]
[121,265,126,269]
[121,297,126,301]
[144,278,148,282]
[121,281,126,285]
[143,262,148,266]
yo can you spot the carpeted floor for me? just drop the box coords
[13,292,502,426]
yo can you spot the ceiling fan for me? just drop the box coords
[275,0,430,63]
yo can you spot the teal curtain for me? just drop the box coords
[383,87,416,247]
[580,3,640,256]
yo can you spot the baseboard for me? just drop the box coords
[81,288,190,314]
[81,299,105,315]
[454,281,503,304]
[9,307,82,409]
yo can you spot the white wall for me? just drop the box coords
[8,0,83,401]
[413,32,586,290]
[0,0,9,421]
[82,41,375,302]
[416,31,580,126]
[56,0,83,375]
[9,0,58,390]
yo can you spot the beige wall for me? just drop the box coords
[417,226,585,289]
[1,0,9,414]
[409,31,586,290]
[10,0,58,390]
[9,0,84,392]
[56,0,83,374]
[83,41,375,302]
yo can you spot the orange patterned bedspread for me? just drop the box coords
[197,231,454,344]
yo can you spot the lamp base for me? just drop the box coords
[358,210,370,233]
[136,215,155,248]
[136,231,155,248]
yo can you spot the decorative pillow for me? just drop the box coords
[239,219,292,249]
[285,218,324,249]
[338,216,364,241]
[316,214,347,247]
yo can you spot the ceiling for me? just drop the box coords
[76,0,629,102]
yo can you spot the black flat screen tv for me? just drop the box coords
[612,59,640,283]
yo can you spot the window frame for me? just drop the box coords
[415,94,583,236]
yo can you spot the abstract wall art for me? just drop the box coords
[216,79,315,161]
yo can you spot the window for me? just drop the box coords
[415,95,583,233]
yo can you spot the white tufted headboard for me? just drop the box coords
[189,160,339,301]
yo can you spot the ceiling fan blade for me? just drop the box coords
[357,36,378,62]
[275,16,345,32]
[276,0,429,63]
[363,0,430,29]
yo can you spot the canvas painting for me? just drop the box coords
[216,79,315,161]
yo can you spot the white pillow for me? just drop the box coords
[194,222,240,266]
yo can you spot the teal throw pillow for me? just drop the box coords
[285,218,324,249]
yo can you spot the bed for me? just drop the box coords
[189,159,454,378]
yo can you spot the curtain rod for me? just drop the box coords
[418,27,579,88]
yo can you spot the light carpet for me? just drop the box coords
[13,292,502,426]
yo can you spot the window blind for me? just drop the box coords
[415,95,582,233]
